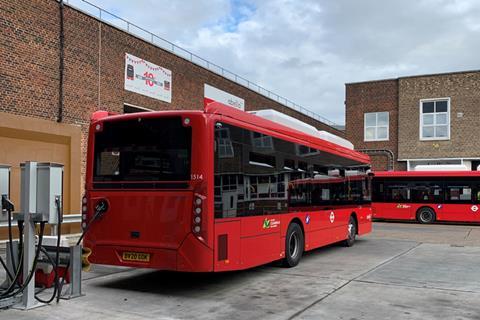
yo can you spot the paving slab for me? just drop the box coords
[256,238,418,280]
[358,243,480,293]
[296,281,480,320]
[372,222,480,246]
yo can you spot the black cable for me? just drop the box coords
[0,233,25,296]
[7,207,16,275]
[56,204,104,303]
[17,219,24,287]
[0,256,14,282]
[54,197,62,295]
[35,198,61,304]
[34,246,58,304]
[1,201,62,305]
[0,222,44,299]
[0,219,26,295]
[0,222,46,299]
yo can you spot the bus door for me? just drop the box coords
[385,180,413,219]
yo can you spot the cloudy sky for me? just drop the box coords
[73,0,480,124]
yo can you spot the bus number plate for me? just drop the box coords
[122,251,150,262]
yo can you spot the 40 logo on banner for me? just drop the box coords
[124,53,172,103]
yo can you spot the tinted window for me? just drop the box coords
[410,181,443,203]
[373,177,480,204]
[385,181,410,202]
[214,123,370,218]
[94,117,191,182]
[445,181,472,203]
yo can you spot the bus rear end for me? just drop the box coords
[83,111,214,272]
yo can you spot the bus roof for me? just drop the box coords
[205,102,370,165]
[90,102,370,165]
[374,171,480,178]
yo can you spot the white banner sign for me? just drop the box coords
[124,53,172,103]
[204,84,245,110]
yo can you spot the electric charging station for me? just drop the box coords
[20,162,64,226]
[0,161,84,310]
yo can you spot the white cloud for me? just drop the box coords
[79,0,480,124]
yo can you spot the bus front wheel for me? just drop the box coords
[283,222,304,268]
[416,207,436,224]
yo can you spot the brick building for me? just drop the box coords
[345,70,480,171]
[0,0,341,236]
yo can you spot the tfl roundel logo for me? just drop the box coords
[472,205,479,213]
[329,211,335,223]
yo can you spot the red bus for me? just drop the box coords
[372,171,480,223]
[82,102,372,272]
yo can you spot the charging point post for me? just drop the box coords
[19,161,41,309]
[16,162,64,309]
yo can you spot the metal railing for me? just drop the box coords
[63,0,339,128]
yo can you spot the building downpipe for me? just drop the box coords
[57,0,65,123]
[357,149,395,171]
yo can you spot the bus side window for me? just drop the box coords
[445,181,472,203]
[474,183,480,203]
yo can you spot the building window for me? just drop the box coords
[364,112,389,141]
[420,98,450,140]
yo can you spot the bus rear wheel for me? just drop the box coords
[417,207,436,224]
[283,222,304,268]
[343,215,357,247]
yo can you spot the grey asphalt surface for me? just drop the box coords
[2,221,480,319]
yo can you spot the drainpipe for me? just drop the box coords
[57,0,65,122]
[357,149,395,171]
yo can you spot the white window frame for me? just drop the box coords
[419,97,450,141]
[364,112,389,142]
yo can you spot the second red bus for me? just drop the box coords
[372,171,480,223]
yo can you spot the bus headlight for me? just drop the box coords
[195,207,202,214]
[194,216,201,224]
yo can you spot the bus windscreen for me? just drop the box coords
[93,116,191,182]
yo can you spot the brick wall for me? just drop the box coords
[398,71,480,160]
[0,0,60,120]
[345,79,402,171]
[0,0,344,186]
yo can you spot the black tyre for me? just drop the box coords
[283,222,304,268]
[417,207,436,224]
[343,215,357,247]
